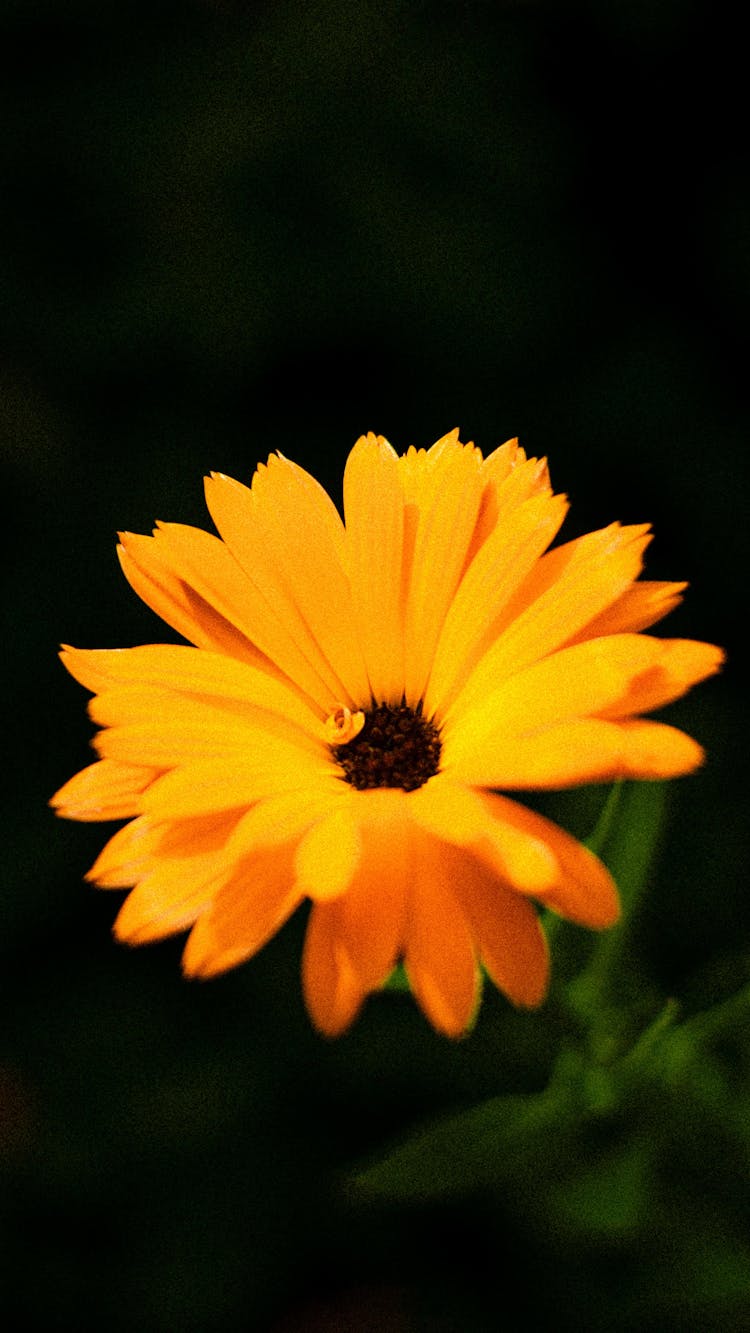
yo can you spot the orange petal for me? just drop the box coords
[343,433,406,703]
[86,816,155,887]
[50,758,156,821]
[335,788,409,988]
[454,853,549,1007]
[109,810,246,938]
[445,635,723,764]
[407,777,559,893]
[425,490,568,716]
[567,580,687,640]
[181,843,302,978]
[294,802,362,901]
[479,795,620,928]
[467,443,552,566]
[117,531,270,670]
[61,644,325,739]
[204,459,371,706]
[225,784,350,861]
[449,523,652,720]
[402,440,485,705]
[140,756,334,819]
[447,716,704,789]
[599,638,724,717]
[406,775,489,845]
[114,858,222,944]
[302,901,366,1036]
[402,831,480,1037]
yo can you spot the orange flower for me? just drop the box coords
[51,432,723,1036]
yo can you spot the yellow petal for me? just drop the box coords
[478,795,619,928]
[598,638,725,717]
[407,777,559,893]
[92,706,324,767]
[454,853,549,1007]
[403,829,480,1037]
[447,716,704,789]
[567,580,687,639]
[205,458,370,706]
[335,788,409,988]
[302,901,366,1036]
[402,441,485,705]
[114,855,224,944]
[61,643,325,738]
[140,755,335,819]
[224,783,350,861]
[294,802,362,901]
[425,490,568,716]
[156,517,350,709]
[90,687,325,767]
[182,843,302,978]
[50,758,156,820]
[343,433,406,703]
[117,530,272,671]
[86,816,155,887]
[449,523,652,721]
[618,719,706,775]
[466,444,552,569]
[445,635,721,767]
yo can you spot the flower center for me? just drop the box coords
[330,701,442,792]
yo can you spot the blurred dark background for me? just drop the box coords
[1,1,747,1329]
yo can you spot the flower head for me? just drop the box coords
[51,431,723,1036]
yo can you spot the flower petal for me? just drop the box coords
[598,638,724,717]
[86,816,155,887]
[466,441,551,566]
[343,433,406,704]
[61,644,326,738]
[225,784,350,861]
[117,530,273,671]
[453,853,549,1007]
[335,788,409,988]
[205,457,371,706]
[478,795,619,928]
[294,802,362,901]
[425,490,568,716]
[92,706,323,767]
[449,523,652,720]
[401,439,485,706]
[140,755,336,819]
[408,777,559,893]
[182,843,302,978]
[567,580,687,639]
[444,635,724,766]
[50,758,156,820]
[403,830,480,1037]
[87,810,242,889]
[302,901,367,1036]
[114,856,223,944]
[447,716,705,789]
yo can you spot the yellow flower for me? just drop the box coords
[51,431,723,1037]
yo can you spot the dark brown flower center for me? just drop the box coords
[331,701,441,792]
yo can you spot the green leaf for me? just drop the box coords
[350,1080,574,1203]
[561,780,669,1024]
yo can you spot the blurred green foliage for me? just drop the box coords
[1,0,747,1329]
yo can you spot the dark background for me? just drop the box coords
[1,1,747,1329]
